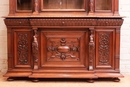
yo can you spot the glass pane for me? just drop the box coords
[95,0,111,10]
[17,0,32,10]
[43,0,84,9]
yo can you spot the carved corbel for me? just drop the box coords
[33,0,39,15]
[89,29,95,70]
[32,29,39,70]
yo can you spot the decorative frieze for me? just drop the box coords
[4,18,123,26]
[29,18,124,26]
[97,19,123,26]
[30,19,96,26]
[4,19,30,26]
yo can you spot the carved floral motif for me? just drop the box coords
[98,33,110,65]
[47,38,80,61]
[4,19,123,26]
[18,33,28,64]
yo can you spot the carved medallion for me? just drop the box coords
[17,33,28,64]
[98,33,110,65]
[47,38,80,61]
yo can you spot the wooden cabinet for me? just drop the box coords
[4,0,123,82]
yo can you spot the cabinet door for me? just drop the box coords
[40,29,89,70]
[95,29,115,70]
[16,0,32,11]
[12,29,33,69]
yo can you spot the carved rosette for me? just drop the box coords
[32,30,39,69]
[18,33,28,64]
[89,29,95,70]
[47,38,80,61]
[98,33,110,65]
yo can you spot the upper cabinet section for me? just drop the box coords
[42,0,85,11]
[95,0,112,11]
[17,0,32,11]
[8,0,119,16]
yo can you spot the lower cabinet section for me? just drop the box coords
[4,18,124,82]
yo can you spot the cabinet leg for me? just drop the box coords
[7,77,14,81]
[32,78,39,82]
[113,78,120,82]
[87,79,94,83]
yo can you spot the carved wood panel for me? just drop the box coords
[47,38,80,61]
[40,30,88,68]
[13,29,32,68]
[17,33,29,64]
[95,29,115,69]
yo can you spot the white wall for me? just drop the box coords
[0,0,9,73]
[119,0,130,73]
[0,0,130,74]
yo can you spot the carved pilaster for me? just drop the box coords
[33,0,39,15]
[114,0,119,16]
[89,29,95,70]
[9,0,15,16]
[32,29,39,70]
[89,0,94,13]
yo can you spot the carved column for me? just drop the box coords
[32,29,39,70]
[89,0,94,13]
[33,0,39,15]
[89,28,95,70]
[9,0,15,16]
[114,0,119,16]
[115,28,120,71]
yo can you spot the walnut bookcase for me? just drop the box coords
[4,0,123,82]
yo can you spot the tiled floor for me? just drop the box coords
[0,73,130,87]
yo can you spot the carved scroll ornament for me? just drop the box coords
[47,38,80,61]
